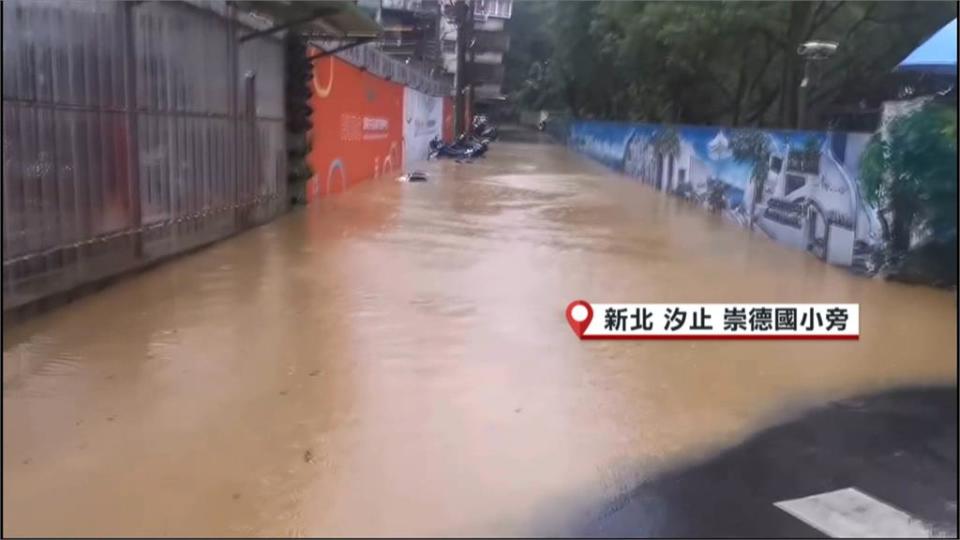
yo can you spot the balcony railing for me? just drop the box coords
[473,0,512,19]
[472,30,510,51]
[468,62,505,83]
[314,39,452,97]
[439,30,510,54]
[381,0,438,15]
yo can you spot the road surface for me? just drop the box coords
[3,130,957,536]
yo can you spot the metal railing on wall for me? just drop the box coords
[314,39,452,97]
[2,0,287,311]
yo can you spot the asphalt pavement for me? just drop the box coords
[576,386,958,538]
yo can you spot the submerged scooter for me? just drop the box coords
[473,116,499,141]
[428,135,489,160]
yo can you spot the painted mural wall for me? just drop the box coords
[568,121,883,272]
[307,53,403,202]
[403,87,444,170]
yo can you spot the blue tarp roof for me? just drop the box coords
[896,18,957,75]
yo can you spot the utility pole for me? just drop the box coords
[796,40,838,130]
[797,59,812,130]
[453,0,472,138]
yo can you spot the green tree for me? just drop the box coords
[651,127,680,159]
[503,1,559,110]
[730,131,772,225]
[860,103,958,274]
[504,1,957,129]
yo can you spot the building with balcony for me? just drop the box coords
[440,0,513,103]
[359,0,444,73]
[358,0,512,103]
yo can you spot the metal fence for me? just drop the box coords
[2,0,287,311]
[319,39,452,97]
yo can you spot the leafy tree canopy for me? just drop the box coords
[860,102,958,240]
[504,1,957,129]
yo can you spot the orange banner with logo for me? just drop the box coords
[307,52,404,202]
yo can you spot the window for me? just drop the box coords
[770,156,783,174]
[784,174,805,196]
[787,150,819,175]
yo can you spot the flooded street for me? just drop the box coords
[3,134,956,536]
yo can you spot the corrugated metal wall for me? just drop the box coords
[2,0,287,311]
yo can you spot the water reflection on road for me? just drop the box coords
[3,134,956,536]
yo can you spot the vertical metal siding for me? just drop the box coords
[2,0,287,311]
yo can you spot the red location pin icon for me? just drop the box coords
[566,300,593,338]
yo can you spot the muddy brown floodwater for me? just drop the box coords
[3,134,957,537]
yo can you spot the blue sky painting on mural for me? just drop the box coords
[568,120,885,272]
[896,18,957,76]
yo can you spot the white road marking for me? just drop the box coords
[774,487,941,538]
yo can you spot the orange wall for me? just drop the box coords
[307,52,404,202]
[442,97,454,143]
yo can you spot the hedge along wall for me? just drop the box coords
[306,48,456,202]
[567,121,883,274]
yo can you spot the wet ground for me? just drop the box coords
[3,129,957,537]
[578,386,957,537]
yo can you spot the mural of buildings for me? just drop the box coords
[569,121,885,274]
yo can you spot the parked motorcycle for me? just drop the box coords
[460,134,490,157]
[428,135,488,160]
[473,115,499,141]
[478,124,498,140]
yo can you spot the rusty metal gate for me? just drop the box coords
[2,0,287,311]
